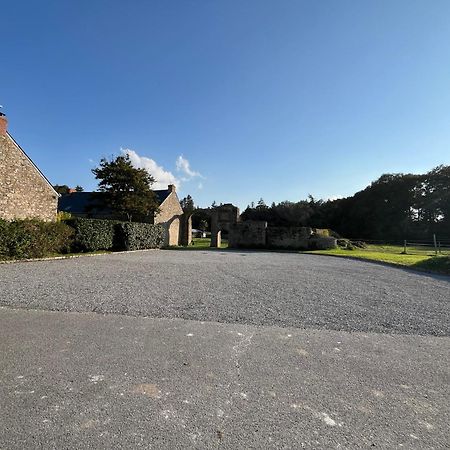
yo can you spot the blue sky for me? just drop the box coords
[2,0,450,209]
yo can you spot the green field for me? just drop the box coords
[306,244,450,275]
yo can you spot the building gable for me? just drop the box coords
[0,117,58,221]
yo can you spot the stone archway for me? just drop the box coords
[210,204,240,248]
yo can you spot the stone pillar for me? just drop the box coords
[210,209,219,247]
[211,230,221,248]
[180,213,193,246]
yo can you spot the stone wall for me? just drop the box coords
[267,226,313,250]
[0,132,58,221]
[228,221,267,248]
[210,203,240,247]
[154,190,184,246]
[228,221,337,250]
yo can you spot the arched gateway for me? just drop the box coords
[210,203,240,247]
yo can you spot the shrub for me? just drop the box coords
[66,218,120,252]
[313,228,330,237]
[56,211,72,222]
[116,222,164,251]
[0,219,74,259]
[0,219,10,257]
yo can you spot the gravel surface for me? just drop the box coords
[1,250,449,336]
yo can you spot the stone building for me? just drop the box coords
[0,113,58,221]
[58,184,184,246]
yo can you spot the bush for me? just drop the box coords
[66,218,120,252]
[65,218,164,252]
[0,219,74,259]
[116,222,164,251]
[56,211,72,222]
[313,228,330,237]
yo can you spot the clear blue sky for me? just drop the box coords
[2,0,450,209]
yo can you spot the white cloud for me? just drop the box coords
[198,182,203,190]
[176,155,203,179]
[123,148,179,190]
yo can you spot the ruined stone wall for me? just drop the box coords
[0,133,58,221]
[228,221,267,248]
[266,226,313,250]
[154,191,183,246]
[228,221,337,250]
[211,203,240,247]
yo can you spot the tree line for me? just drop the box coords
[241,165,450,241]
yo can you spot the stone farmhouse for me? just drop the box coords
[58,185,184,246]
[0,113,58,221]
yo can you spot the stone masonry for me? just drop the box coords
[154,184,184,246]
[0,115,58,221]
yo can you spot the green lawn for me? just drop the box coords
[167,237,229,250]
[305,245,450,275]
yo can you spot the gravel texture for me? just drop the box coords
[1,250,449,336]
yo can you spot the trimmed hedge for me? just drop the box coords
[0,217,164,260]
[66,218,120,252]
[116,222,164,251]
[0,219,74,259]
[66,218,164,252]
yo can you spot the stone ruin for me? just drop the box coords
[209,204,337,250]
[210,203,240,247]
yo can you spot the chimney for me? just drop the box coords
[0,112,7,136]
[168,184,176,193]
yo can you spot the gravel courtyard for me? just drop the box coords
[1,250,449,449]
[0,250,449,336]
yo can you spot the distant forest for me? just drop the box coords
[192,165,450,241]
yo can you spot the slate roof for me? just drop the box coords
[58,189,170,215]
[153,189,171,204]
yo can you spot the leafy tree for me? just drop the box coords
[199,219,208,231]
[180,195,195,214]
[257,198,268,209]
[75,185,84,192]
[91,154,159,222]
[415,165,450,235]
[53,184,70,195]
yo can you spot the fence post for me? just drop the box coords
[403,240,407,254]
[433,234,438,256]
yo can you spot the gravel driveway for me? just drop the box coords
[1,250,449,336]
[1,250,449,448]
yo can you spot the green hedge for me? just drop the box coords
[0,218,164,260]
[66,218,121,252]
[0,219,74,259]
[116,222,164,251]
[66,218,164,252]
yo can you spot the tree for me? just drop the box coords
[199,219,208,231]
[53,184,70,195]
[91,154,160,222]
[180,195,195,214]
[416,165,450,235]
[75,185,84,192]
[211,200,217,208]
[257,198,268,209]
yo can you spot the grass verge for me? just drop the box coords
[305,245,450,275]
